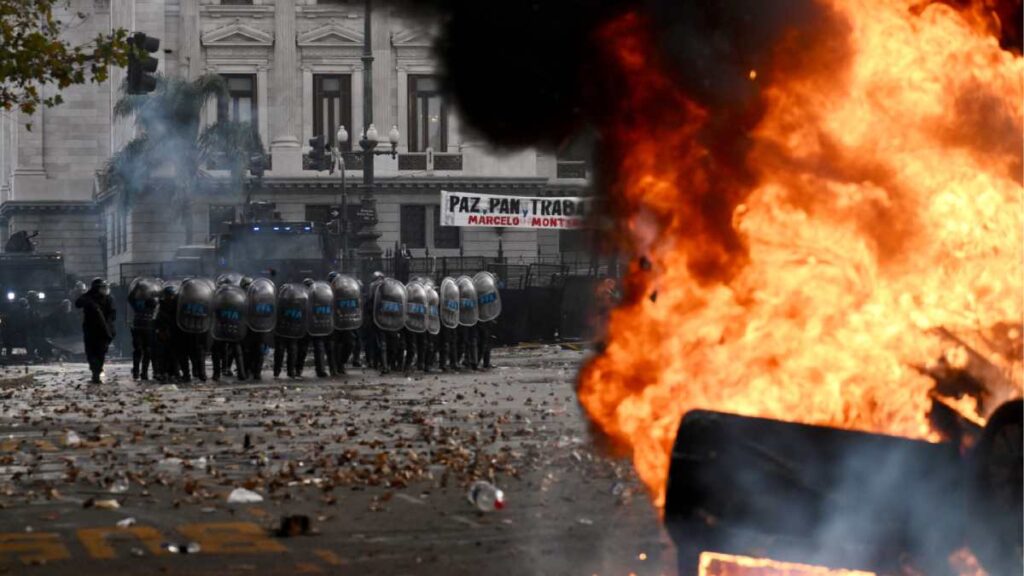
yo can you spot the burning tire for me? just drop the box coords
[967,399,1023,576]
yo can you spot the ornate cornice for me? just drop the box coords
[202,19,274,47]
[258,176,554,193]
[297,20,364,47]
[0,201,99,221]
[200,5,273,18]
[390,28,435,48]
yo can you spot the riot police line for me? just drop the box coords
[124,270,502,382]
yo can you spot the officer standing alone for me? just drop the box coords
[75,278,115,384]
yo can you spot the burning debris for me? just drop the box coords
[575,0,1022,509]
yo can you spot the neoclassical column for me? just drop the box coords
[181,0,201,79]
[301,66,313,146]
[371,5,392,132]
[257,65,270,143]
[351,66,364,144]
[269,0,301,174]
[395,67,408,154]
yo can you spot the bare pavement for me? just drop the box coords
[0,346,675,576]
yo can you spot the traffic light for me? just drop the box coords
[127,32,160,94]
[308,135,328,171]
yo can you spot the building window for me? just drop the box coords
[433,206,460,249]
[400,205,427,249]
[305,204,332,224]
[209,205,235,237]
[313,75,352,151]
[217,74,256,125]
[400,205,460,251]
[407,75,447,153]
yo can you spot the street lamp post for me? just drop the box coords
[351,0,401,277]
[334,125,349,268]
[334,122,399,272]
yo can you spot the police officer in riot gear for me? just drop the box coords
[438,277,460,372]
[423,279,440,372]
[456,276,479,370]
[329,272,362,376]
[365,271,386,371]
[211,276,248,381]
[75,278,115,384]
[239,277,259,380]
[153,284,181,381]
[273,282,308,379]
[128,280,160,380]
[403,280,429,373]
[177,278,213,382]
[474,271,502,370]
[298,277,333,378]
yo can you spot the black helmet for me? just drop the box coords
[240,276,254,289]
[91,277,108,289]
[162,285,178,298]
[302,277,314,287]
[327,271,339,281]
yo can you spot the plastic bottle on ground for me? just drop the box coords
[467,481,505,512]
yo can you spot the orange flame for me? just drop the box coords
[700,552,876,576]
[578,0,1023,508]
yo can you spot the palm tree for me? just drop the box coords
[103,74,266,243]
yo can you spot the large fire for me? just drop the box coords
[577,0,1023,510]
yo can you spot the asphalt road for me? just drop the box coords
[0,346,676,576]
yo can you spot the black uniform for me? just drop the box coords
[131,298,157,380]
[458,325,478,370]
[365,278,385,372]
[438,326,458,371]
[212,339,246,380]
[153,294,179,381]
[332,329,355,374]
[243,331,267,380]
[476,320,495,369]
[75,289,115,383]
[273,335,300,378]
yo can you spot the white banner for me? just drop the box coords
[440,190,593,230]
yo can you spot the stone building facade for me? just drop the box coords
[0,0,591,282]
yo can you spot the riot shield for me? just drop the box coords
[308,280,334,337]
[440,277,460,329]
[405,281,428,333]
[246,278,277,333]
[212,284,248,342]
[331,274,362,331]
[457,275,479,327]
[128,277,162,320]
[176,278,215,334]
[473,271,502,322]
[373,278,407,332]
[426,285,440,335]
[275,283,309,339]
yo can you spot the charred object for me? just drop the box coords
[665,401,1022,575]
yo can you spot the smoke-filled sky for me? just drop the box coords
[392,0,1021,152]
